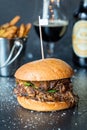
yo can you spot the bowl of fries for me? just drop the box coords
[0,16,31,76]
[0,15,31,39]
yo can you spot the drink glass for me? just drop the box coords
[33,0,68,57]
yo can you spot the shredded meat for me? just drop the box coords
[14,78,78,107]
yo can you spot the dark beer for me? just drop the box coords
[72,0,87,67]
[34,20,68,42]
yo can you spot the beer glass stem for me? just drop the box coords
[46,42,54,57]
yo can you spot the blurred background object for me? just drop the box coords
[0,0,80,67]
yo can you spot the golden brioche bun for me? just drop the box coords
[15,58,74,81]
[17,96,70,111]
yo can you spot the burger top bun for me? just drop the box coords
[15,58,74,81]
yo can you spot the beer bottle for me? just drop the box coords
[72,0,87,67]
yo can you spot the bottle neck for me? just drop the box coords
[74,0,87,20]
[83,0,87,7]
[80,0,87,13]
[84,0,87,5]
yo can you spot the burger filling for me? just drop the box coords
[14,78,78,107]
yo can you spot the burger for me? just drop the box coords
[14,58,78,111]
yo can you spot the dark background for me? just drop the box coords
[0,0,80,67]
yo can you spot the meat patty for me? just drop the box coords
[14,78,78,107]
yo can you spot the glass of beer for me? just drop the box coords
[33,0,68,57]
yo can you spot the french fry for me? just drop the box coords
[6,34,15,39]
[18,23,25,38]
[3,29,17,38]
[9,16,20,26]
[0,29,6,37]
[6,26,17,32]
[24,23,31,36]
[1,23,10,29]
[0,15,31,39]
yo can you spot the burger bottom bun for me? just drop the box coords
[17,96,71,111]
